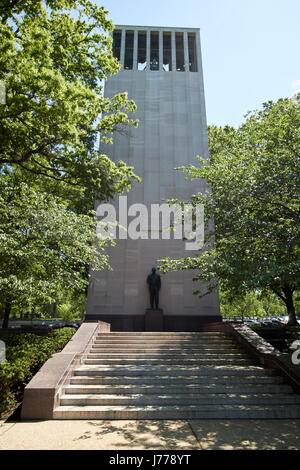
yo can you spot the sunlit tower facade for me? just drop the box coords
[86,25,220,330]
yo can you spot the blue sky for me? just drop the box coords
[99,0,300,127]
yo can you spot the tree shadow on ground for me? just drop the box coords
[188,419,300,450]
[73,419,200,450]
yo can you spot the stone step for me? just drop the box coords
[86,352,249,359]
[65,383,293,395]
[95,335,233,339]
[70,374,284,385]
[53,404,300,420]
[82,358,252,366]
[73,364,276,377]
[95,333,228,338]
[93,340,238,346]
[90,345,243,351]
[59,393,300,406]
[56,329,299,420]
[96,332,227,335]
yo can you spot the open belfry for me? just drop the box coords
[86,25,221,330]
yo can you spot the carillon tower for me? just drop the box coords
[86,25,221,330]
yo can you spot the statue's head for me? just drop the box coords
[152,267,156,273]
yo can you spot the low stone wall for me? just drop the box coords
[21,321,110,420]
[203,322,300,394]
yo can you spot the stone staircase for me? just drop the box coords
[53,332,300,419]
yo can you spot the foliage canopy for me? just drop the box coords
[159,97,300,325]
[0,1,139,326]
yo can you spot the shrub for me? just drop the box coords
[0,327,75,415]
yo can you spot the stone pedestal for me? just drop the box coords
[145,309,164,332]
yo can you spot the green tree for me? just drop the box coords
[0,1,141,326]
[56,301,78,321]
[259,291,286,318]
[0,179,111,328]
[55,291,87,321]
[159,97,300,325]
[0,0,139,211]
[220,291,266,321]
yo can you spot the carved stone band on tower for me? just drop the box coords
[85,25,221,331]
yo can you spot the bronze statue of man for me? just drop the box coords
[147,267,161,309]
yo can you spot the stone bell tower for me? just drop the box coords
[86,25,221,330]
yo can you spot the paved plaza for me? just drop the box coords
[1,418,300,450]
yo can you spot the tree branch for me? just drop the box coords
[18,162,79,186]
[270,287,286,303]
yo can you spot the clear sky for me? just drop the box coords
[99,0,300,127]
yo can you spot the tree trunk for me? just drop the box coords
[2,300,12,329]
[283,287,298,326]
